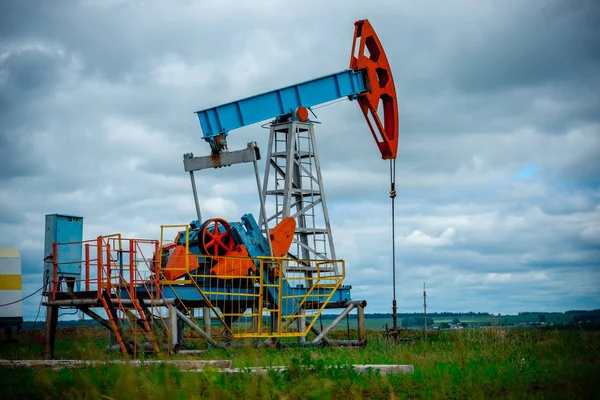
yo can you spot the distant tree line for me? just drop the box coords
[19,310,600,330]
[565,309,600,315]
[519,310,600,323]
[518,311,564,315]
[364,311,491,319]
[519,310,600,316]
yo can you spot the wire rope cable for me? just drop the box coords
[58,310,79,318]
[309,97,347,111]
[0,285,45,307]
[389,159,398,328]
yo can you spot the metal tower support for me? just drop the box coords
[260,120,337,273]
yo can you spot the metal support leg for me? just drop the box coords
[357,304,366,344]
[177,317,185,345]
[203,306,211,338]
[253,159,272,255]
[297,308,306,343]
[189,171,202,223]
[42,305,58,360]
[168,305,178,351]
[259,128,275,229]
[252,304,259,334]
[270,311,279,334]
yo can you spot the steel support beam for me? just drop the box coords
[174,308,218,347]
[183,142,260,172]
[44,299,175,307]
[312,303,355,343]
[78,306,113,331]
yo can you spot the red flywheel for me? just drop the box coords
[350,19,399,160]
[199,218,235,257]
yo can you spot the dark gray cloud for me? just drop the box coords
[446,2,600,93]
[0,0,598,318]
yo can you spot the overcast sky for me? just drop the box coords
[1,0,599,320]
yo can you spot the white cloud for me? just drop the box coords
[483,272,549,284]
[404,228,456,247]
[151,55,214,88]
[580,225,600,244]
[484,273,512,283]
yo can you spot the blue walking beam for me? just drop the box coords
[195,69,367,153]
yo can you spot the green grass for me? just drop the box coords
[1,327,599,399]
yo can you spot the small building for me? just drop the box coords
[0,247,23,339]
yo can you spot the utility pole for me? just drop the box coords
[423,282,427,332]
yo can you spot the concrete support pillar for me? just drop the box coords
[297,308,306,344]
[203,306,211,338]
[357,304,366,343]
[177,317,185,345]
[108,330,117,348]
[168,305,178,350]
[252,304,259,334]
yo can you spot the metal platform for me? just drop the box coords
[42,234,366,358]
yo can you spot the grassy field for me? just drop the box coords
[1,326,599,399]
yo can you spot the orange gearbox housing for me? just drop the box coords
[161,244,199,281]
[210,217,296,279]
[350,19,399,160]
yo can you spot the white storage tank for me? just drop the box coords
[0,247,23,333]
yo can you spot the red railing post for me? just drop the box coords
[85,243,90,291]
[130,239,135,300]
[154,240,160,300]
[96,236,103,299]
[106,241,112,294]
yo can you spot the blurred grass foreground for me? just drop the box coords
[1,326,599,399]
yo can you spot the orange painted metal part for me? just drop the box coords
[210,217,296,279]
[268,217,296,257]
[295,106,309,122]
[161,217,297,280]
[350,19,399,160]
[210,244,255,279]
[162,244,199,281]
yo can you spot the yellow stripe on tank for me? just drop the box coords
[0,247,20,258]
[0,274,22,290]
